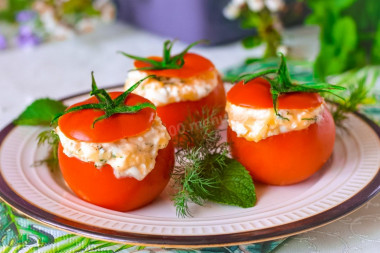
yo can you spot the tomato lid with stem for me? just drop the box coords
[55,72,157,143]
[227,78,324,110]
[120,40,215,79]
[228,53,345,118]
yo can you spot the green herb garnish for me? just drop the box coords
[235,53,346,119]
[14,72,155,171]
[173,108,256,217]
[119,40,206,71]
[34,130,60,171]
[52,72,156,127]
[14,98,67,171]
[327,67,379,127]
[14,98,67,126]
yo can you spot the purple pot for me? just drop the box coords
[115,0,254,45]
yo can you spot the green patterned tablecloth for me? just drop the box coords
[0,202,284,253]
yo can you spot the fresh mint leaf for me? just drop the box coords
[13,98,66,171]
[173,108,257,217]
[14,98,67,126]
[207,157,256,208]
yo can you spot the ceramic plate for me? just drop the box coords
[0,90,379,248]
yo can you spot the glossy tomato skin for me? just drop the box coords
[227,78,324,109]
[228,108,335,185]
[157,77,226,137]
[58,92,155,143]
[58,141,174,212]
[134,53,215,79]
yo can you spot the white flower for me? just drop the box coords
[246,0,265,12]
[265,0,284,12]
[232,0,246,5]
[94,0,116,22]
[223,2,242,20]
[277,45,288,56]
[33,2,74,41]
[77,18,96,34]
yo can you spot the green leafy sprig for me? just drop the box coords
[34,130,60,171]
[14,72,156,171]
[235,53,346,119]
[239,5,282,58]
[119,40,206,71]
[328,67,379,127]
[14,98,67,126]
[173,108,256,217]
[306,0,380,80]
[52,72,156,127]
[14,98,67,171]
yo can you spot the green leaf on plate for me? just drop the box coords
[207,157,257,208]
[13,98,67,126]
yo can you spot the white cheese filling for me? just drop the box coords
[124,69,219,106]
[56,116,170,180]
[226,101,325,142]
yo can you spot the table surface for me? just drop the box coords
[0,22,379,253]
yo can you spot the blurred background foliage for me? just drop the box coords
[0,0,100,23]
[223,0,380,81]
[0,0,114,49]
[0,0,31,23]
[306,0,380,80]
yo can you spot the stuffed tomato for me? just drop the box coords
[226,78,335,185]
[226,55,340,186]
[56,77,174,212]
[122,41,226,138]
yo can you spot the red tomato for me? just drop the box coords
[227,78,335,185]
[134,53,215,79]
[227,78,324,109]
[134,52,226,138]
[58,141,174,212]
[58,92,174,211]
[157,78,226,137]
[59,92,155,143]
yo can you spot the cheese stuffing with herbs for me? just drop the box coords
[226,101,325,142]
[124,69,219,106]
[56,116,170,180]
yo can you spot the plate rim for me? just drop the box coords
[0,86,379,248]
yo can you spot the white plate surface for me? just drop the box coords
[0,92,379,247]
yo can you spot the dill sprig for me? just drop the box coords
[173,108,256,217]
[52,72,156,127]
[119,40,206,71]
[235,53,346,120]
[34,129,60,171]
[328,67,379,127]
[173,109,226,217]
